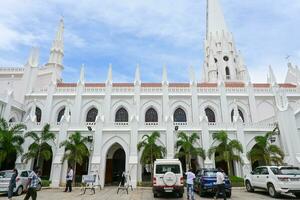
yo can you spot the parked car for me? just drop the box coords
[194,168,232,197]
[0,170,42,196]
[152,159,184,198]
[245,166,300,198]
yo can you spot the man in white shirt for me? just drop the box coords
[64,166,73,192]
[185,169,196,200]
[214,168,226,200]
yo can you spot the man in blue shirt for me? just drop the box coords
[24,167,39,200]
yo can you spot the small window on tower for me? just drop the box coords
[214,58,218,63]
[223,56,229,62]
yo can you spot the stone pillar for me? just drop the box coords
[90,114,104,186]
[234,108,251,176]
[129,115,138,188]
[3,91,13,121]
[50,114,70,187]
[71,84,84,125]
[247,84,258,123]
[191,82,199,127]
[165,116,175,159]
[219,82,230,123]
[43,82,55,124]
[200,116,214,168]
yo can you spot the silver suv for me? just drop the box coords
[0,170,42,196]
[245,166,300,198]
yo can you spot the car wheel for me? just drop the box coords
[245,180,254,192]
[36,183,42,191]
[199,189,206,197]
[267,183,279,198]
[16,186,23,196]
[153,192,158,198]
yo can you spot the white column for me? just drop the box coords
[71,85,83,124]
[247,84,258,123]
[235,118,251,177]
[201,116,214,168]
[219,82,229,123]
[43,83,55,123]
[129,116,138,188]
[191,82,200,127]
[166,116,175,159]
[3,91,13,121]
[50,117,70,187]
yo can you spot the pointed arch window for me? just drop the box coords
[57,107,65,123]
[115,107,128,122]
[225,67,230,80]
[231,109,245,123]
[9,117,16,123]
[86,108,98,122]
[205,107,216,123]
[145,108,158,122]
[35,107,42,123]
[174,108,187,122]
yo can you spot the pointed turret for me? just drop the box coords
[268,65,277,86]
[162,65,168,85]
[134,64,141,85]
[26,47,39,68]
[78,64,85,85]
[189,65,196,86]
[106,64,113,86]
[47,18,64,67]
[203,0,250,83]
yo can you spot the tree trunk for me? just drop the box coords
[226,159,231,176]
[37,146,41,168]
[185,155,189,172]
[150,144,153,180]
[73,162,77,186]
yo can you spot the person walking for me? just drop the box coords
[23,167,39,200]
[214,168,227,200]
[64,166,73,192]
[185,169,196,200]
[8,168,18,200]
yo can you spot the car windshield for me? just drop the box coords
[204,171,217,177]
[271,167,300,175]
[0,171,13,178]
[156,164,180,174]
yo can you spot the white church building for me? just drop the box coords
[0,0,300,188]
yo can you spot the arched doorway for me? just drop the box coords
[214,152,235,175]
[33,143,53,180]
[105,143,126,185]
[249,144,266,170]
[0,152,16,170]
[74,145,90,184]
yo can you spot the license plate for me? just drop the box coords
[164,187,173,192]
[290,178,300,181]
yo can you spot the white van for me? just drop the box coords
[152,159,184,198]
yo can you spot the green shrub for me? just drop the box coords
[137,181,152,187]
[229,176,244,187]
[41,180,51,187]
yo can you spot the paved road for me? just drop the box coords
[0,187,297,200]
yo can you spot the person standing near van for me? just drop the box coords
[8,168,18,200]
[64,166,73,192]
[23,167,39,200]
[214,168,226,200]
[185,169,195,200]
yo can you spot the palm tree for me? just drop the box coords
[60,131,90,184]
[247,127,284,166]
[175,132,206,171]
[0,118,26,169]
[208,130,243,176]
[22,124,55,172]
[137,131,166,177]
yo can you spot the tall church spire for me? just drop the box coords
[206,0,228,38]
[203,0,249,83]
[47,18,64,68]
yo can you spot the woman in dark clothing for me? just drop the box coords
[8,169,18,200]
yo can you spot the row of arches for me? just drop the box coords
[24,106,245,124]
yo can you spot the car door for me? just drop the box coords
[251,167,262,187]
[20,171,29,189]
[256,167,269,189]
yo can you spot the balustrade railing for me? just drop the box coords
[145,122,159,126]
[55,87,76,94]
[84,87,105,93]
[173,122,187,126]
[141,87,162,93]
[114,122,129,126]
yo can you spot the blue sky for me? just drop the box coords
[0,0,300,83]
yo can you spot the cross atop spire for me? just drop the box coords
[206,0,229,38]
